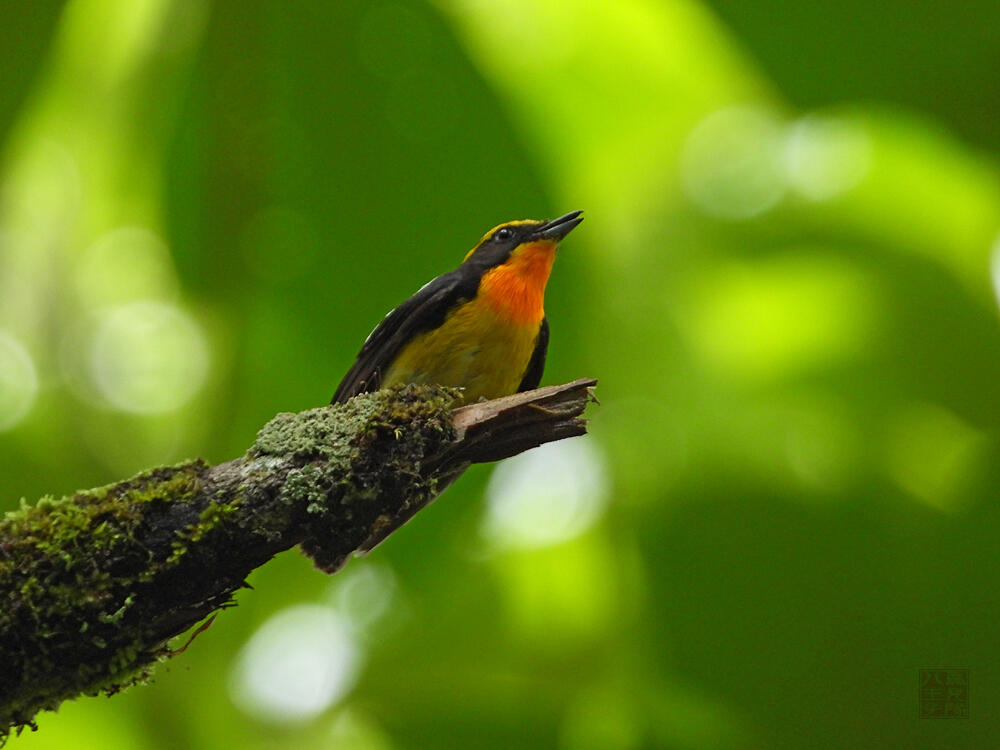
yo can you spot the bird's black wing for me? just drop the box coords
[332,270,472,404]
[516,317,549,392]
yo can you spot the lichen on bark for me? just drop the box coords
[0,385,461,739]
[0,461,210,735]
[0,378,596,741]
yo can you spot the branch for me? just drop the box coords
[0,379,597,739]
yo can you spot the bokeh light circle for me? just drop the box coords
[75,227,178,308]
[230,605,360,724]
[681,105,787,220]
[0,329,39,431]
[783,115,871,201]
[483,436,610,550]
[88,301,209,414]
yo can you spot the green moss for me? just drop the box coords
[0,460,209,738]
[286,386,460,572]
[252,384,459,460]
[0,386,466,738]
[166,497,242,565]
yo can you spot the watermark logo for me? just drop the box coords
[919,668,969,718]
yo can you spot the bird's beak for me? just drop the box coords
[535,210,584,242]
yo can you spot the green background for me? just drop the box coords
[1,0,998,747]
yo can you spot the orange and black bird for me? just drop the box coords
[332,210,583,405]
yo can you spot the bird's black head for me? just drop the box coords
[461,210,584,270]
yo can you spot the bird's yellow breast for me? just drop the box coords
[382,296,541,403]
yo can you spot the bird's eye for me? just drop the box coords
[495,228,514,241]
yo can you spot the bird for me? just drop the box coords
[332,210,583,405]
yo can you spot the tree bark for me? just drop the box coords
[0,379,597,740]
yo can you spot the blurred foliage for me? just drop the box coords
[1,0,999,747]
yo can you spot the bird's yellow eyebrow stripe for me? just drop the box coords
[464,220,540,261]
[480,219,537,238]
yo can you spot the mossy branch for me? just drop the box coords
[0,379,597,740]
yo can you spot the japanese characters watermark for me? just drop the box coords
[919,668,969,718]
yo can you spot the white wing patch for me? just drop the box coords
[363,276,442,345]
[363,316,387,345]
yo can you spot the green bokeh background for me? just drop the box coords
[2,0,999,747]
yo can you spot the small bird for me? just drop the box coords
[333,210,583,405]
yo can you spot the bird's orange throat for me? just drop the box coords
[478,240,556,325]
